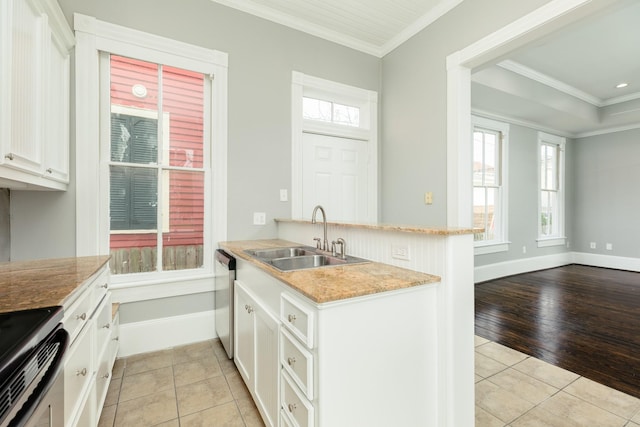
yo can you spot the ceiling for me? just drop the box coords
[472,0,640,137]
[211,0,640,137]
[210,0,464,57]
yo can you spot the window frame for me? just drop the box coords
[75,14,228,294]
[471,116,509,255]
[537,132,566,247]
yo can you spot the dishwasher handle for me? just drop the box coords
[215,249,236,270]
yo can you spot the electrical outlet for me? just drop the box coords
[424,192,433,205]
[391,244,410,261]
[522,246,527,254]
[606,243,613,251]
[590,242,596,249]
[279,189,288,202]
[253,212,266,225]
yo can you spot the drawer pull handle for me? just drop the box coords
[5,153,14,161]
[287,357,296,367]
[288,403,297,413]
[76,368,88,376]
[287,314,296,323]
[102,373,110,379]
[103,323,111,329]
[76,313,87,321]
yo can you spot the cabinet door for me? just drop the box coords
[234,281,255,386]
[254,306,280,427]
[2,0,45,175]
[43,24,70,183]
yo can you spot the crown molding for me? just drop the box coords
[471,109,574,138]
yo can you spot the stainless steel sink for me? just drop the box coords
[245,247,313,259]
[244,246,369,271]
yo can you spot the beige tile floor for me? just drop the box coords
[97,339,265,427]
[99,337,640,426]
[475,335,640,427]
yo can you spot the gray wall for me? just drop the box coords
[474,123,573,267]
[380,0,551,226]
[572,128,640,257]
[8,0,381,262]
[0,190,9,261]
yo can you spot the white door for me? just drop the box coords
[302,132,369,222]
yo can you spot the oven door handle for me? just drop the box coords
[10,327,69,427]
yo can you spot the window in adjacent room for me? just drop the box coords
[472,116,509,254]
[538,132,566,247]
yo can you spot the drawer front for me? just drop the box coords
[94,294,112,358]
[281,371,314,427]
[109,311,120,366]
[95,349,112,411]
[63,289,92,345]
[281,293,314,349]
[91,268,110,305]
[280,409,295,427]
[280,329,314,400]
[64,324,93,425]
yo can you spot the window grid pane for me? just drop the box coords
[473,126,502,243]
[109,55,206,275]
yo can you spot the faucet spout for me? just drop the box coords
[311,205,329,252]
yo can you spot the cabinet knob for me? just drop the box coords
[287,314,296,323]
[287,357,296,367]
[113,337,119,341]
[102,372,110,379]
[76,313,87,321]
[288,403,297,413]
[101,283,108,289]
[46,168,53,173]
[103,323,111,329]
[76,368,88,376]
[247,305,254,314]
[5,153,14,161]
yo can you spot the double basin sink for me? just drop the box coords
[244,246,369,272]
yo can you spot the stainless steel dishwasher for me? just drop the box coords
[214,249,236,359]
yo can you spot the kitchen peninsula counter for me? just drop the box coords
[0,255,110,313]
[275,218,478,235]
[219,239,440,304]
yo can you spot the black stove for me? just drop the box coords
[0,306,67,427]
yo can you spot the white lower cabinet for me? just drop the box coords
[234,280,280,427]
[234,257,440,427]
[62,265,119,427]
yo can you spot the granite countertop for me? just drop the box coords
[0,255,110,314]
[219,239,440,304]
[275,218,479,235]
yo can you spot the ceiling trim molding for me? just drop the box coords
[471,108,574,138]
[601,91,640,107]
[498,60,603,106]
[574,122,640,139]
[381,0,465,56]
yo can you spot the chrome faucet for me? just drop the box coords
[311,205,329,252]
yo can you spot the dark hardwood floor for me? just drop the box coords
[475,264,640,399]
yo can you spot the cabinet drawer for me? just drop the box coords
[280,328,314,400]
[109,310,120,366]
[64,323,93,425]
[91,268,110,306]
[94,294,112,359]
[280,409,295,427]
[281,293,314,349]
[63,288,92,345]
[95,348,112,412]
[281,371,314,427]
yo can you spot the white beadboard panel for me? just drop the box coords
[277,221,447,276]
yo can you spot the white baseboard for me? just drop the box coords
[571,252,640,272]
[475,251,640,283]
[474,253,572,283]
[118,310,217,357]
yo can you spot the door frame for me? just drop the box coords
[291,71,378,222]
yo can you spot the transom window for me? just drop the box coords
[302,96,360,127]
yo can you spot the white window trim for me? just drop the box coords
[74,14,228,292]
[291,71,378,222]
[472,115,509,255]
[537,131,566,248]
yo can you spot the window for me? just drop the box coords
[302,96,360,127]
[75,15,228,288]
[538,132,566,247]
[472,116,509,254]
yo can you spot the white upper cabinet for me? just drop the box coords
[0,0,73,190]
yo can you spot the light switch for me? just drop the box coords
[279,189,288,202]
[424,192,433,205]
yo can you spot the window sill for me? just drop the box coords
[474,242,510,255]
[536,237,567,248]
